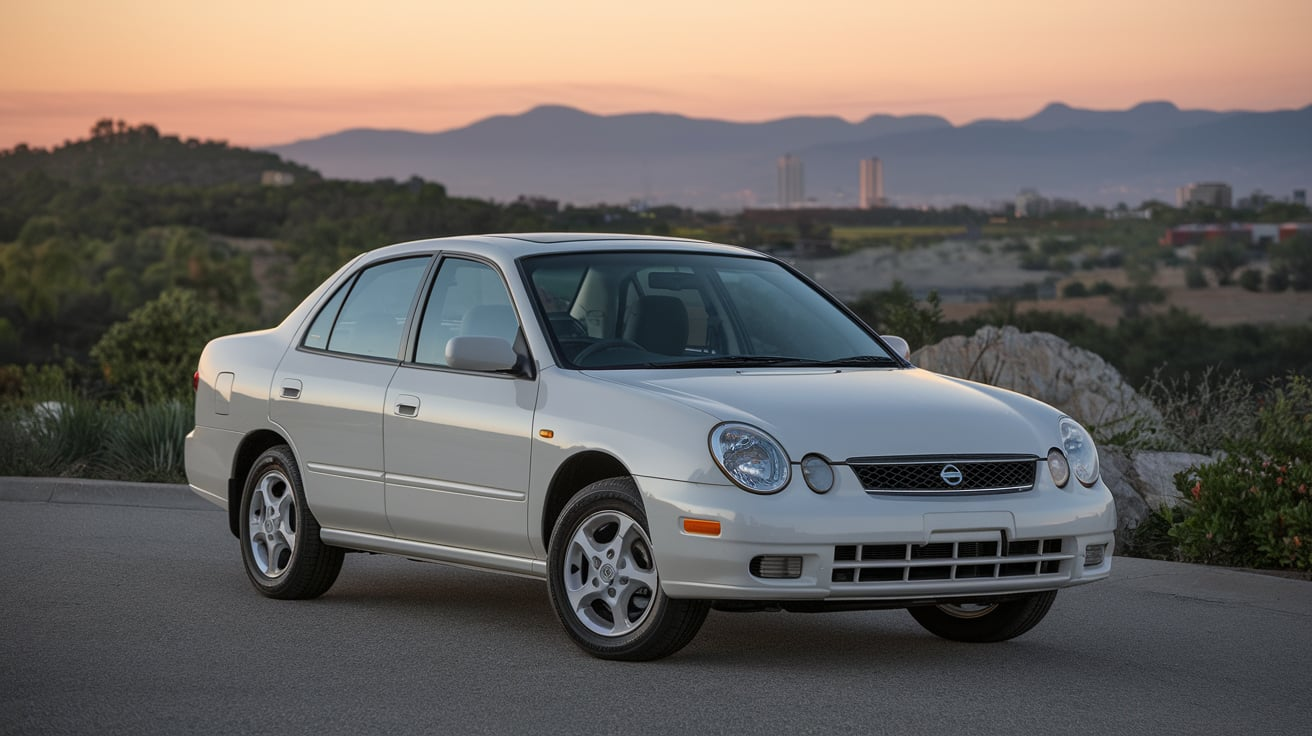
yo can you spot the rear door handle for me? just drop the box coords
[394,394,420,417]
[280,378,303,399]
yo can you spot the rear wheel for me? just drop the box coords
[239,445,343,599]
[547,477,709,661]
[908,591,1058,642]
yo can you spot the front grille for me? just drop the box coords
[847,455,1038,494]
[830,538,1070,585]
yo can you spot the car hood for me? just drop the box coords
[589,367,1062,460]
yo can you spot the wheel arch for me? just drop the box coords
[540,450,632,550]
[227,429,294,538]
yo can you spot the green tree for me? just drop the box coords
[848,280,943,351]
[1195,238,1249,286]
[1269,234,1312,291]
[90,289,243,402]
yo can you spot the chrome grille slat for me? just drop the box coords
[847,454,1039,494]
[831,539,1071,585]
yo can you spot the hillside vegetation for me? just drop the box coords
[2,119,1309,396]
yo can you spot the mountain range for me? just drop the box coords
[266,102,1312,210]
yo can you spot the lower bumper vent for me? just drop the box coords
[831,538,1070,585]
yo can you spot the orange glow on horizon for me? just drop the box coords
[2,0,1310,149]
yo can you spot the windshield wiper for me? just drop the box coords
[808,355,901,367]
[660,355,812,369]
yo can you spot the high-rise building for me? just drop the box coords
[1014,188,1050,218]
[1294,189,1307,207]
[859,158,884,209]
[1176,181,1232,209]
[777,154,804,208]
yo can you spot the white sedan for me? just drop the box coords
[185,233,1115,660]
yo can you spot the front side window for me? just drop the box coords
[521,251,899,369]
[413,258,520,367]
[303,257,430,359]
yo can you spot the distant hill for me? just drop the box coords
[266,102,1312,208]
[0,119,319,188]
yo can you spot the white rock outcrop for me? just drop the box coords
[912,325,1169,445]
[1098,447,1211,532]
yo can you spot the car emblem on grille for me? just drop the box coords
[940,464,964,486]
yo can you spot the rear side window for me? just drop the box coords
[303,257,430,359]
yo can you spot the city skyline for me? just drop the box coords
[3,0,1311,149]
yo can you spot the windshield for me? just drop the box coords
[521,250,900,369]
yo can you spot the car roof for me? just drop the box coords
[359,232,763,265]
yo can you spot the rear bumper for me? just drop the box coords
[636,471,1116,602]
[184,425,243,511]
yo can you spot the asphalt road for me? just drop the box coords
[2,480,1310,736]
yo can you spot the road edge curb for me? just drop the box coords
[0,476,217,510]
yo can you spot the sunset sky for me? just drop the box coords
[3,0,1310,150]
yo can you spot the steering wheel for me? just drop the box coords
[573,338,647,364]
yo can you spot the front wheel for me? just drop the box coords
[908,591,1058,642]
[238,445,344,600]
[547,477,709,661]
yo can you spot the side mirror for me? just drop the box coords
[881,335,911,362]
[445,336,519,372]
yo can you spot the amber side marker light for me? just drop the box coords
[682,518,722,536]
[538,429,554,439]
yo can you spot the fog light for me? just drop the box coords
[1084,544,1106,567]
[1047,448,1070,488]
[801,454,834,493]
[750,555,803,579]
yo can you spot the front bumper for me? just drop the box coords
[636,469,1116,602]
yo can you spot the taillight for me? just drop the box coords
[193,370,200,392]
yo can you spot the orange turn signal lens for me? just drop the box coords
[682,518,721,536]
[538,429,554,439]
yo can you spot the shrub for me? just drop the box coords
[99,400,190,483]
[1140,366,1256,454]
[1266,268,1290,292]
[1184,263,1208,289]
[1018,251,1050,271]
[1090,280,1116,296]
[1238,268,1263,292]
[0,394,109,477]
[1195,239,1249,286]
[90,289,241,403]
[1170,374,1312,570]
[0,396,190,482]
[1269,234,1312,291]
[1061,281,1089,298]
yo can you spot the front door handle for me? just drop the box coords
[394,394,421,417]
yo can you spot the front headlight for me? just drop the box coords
[1059,417,1099,486]
[709,423,791,494]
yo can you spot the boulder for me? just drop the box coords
[912,325,1170,446]
[1098,447,1210,533]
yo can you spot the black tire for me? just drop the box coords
[908,590,1058,643]
[547,477,710,661]
[238,445,343,600]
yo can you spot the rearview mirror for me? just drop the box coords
[446,336,519,372]
[647,272,697,290]
[881,335,911,362]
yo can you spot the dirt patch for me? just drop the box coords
[942,288,1312,327]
